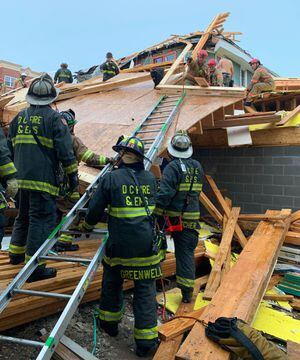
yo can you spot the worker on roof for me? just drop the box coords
[100,52,120,82]
[54,63,73,84]
[217,56,234,87]
[7,74,78,282]
[244,59,275,106]
[55,109,113,252]
[0,127,18,248]
[155,130,204,303]
[184,49,209,85]
[13,72,27,89]
[208,59,223,86]
[77,136,162,357]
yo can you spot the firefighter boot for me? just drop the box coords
[9,253,25,265]
[27,264,57,283]
[96,318,118,337]
[181,288,193,303]
[136,340,159,358]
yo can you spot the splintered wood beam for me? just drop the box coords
[263,294,294,302]
[277,105,300,126]
[203,207,240,300]
[176,209,291,360]
[154,276,208,360]
[159,43,193,86]
[205,175,247,247]
[191,13,230,60]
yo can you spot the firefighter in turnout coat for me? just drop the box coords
[8,75,78,282]
[155,130,204,303]
[78,137,162,357]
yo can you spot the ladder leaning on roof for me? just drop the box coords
[0,92,186,360]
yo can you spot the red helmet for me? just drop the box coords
[198,49,208,58]
[208,59,216,67]
[249,58,260,65]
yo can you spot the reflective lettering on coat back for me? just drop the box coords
[122,184,150,207]
[17,115,42,135]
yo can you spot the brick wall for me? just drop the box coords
[194,146,300,213]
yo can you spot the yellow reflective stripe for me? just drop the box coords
[0,162,17,177]
[134,326,158,340]
[81,149,94,162]
[97,308,123,322]
[9,244,26,254]
[103,249,165,267]
[176,275,195,288]
[25,254,45,265]
[0,202,6,209]
[99,155,107,165]
[58,234,73,243]
[128,138,143,149]
[103,70,116,74]
[154,207,199,220]
[69,191,80,200]
[83,220,94,230]
[108,206,155,218]
[11,135,54,149]
[178,183,203,191]
[64,162,78,175]
[18,179,59,196]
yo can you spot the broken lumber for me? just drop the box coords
[176,209,291,360]
[199,192,223,225]
[287,340,300,360]
[203,207,240,300]
[263,294,294,302]
[239,214,290,221]
[276,105,300,126]
[205,175,247,247]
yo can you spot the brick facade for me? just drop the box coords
[195,146,300,213]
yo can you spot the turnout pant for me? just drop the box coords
[0,210,5,247]
[246,82,274,101]
[9,189,56,262]
[172,228,199,291]
[98,265,158,348]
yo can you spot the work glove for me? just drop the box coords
[68,172,79,193]
[67,191,80,203]
[106,157,115,165]
[77,220,94,233]
[6,178,18,199]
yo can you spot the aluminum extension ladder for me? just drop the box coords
[0,93,185,359]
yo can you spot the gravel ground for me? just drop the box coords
[0,291,156,360]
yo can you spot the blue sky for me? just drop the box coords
[1,0,299,76]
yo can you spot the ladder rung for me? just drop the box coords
[147,115,169,120]
[156,105,176,109]
[152,110,172,113]
[137,129,160,134]
[161,100,178,104]
[142,122,164,127]
[140,137,156,141]
[40,255,92,263]
[0,335,44,347]
[13,289,72,300]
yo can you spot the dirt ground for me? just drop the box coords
[0,291,156,360]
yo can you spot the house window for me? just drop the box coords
[4,75,16,87]
[153,57,164,63]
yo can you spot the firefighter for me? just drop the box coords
[207,59,223,86]
[55,109,113,251]
[78,137,162,357]
[54,63,73,84]
[13,72,27,89]
[245,58,275,105]
[185,49,209,85]
[100,52,120,82]
[0,127,18,247]
[7,74,78,282]
[155,130,204,303]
